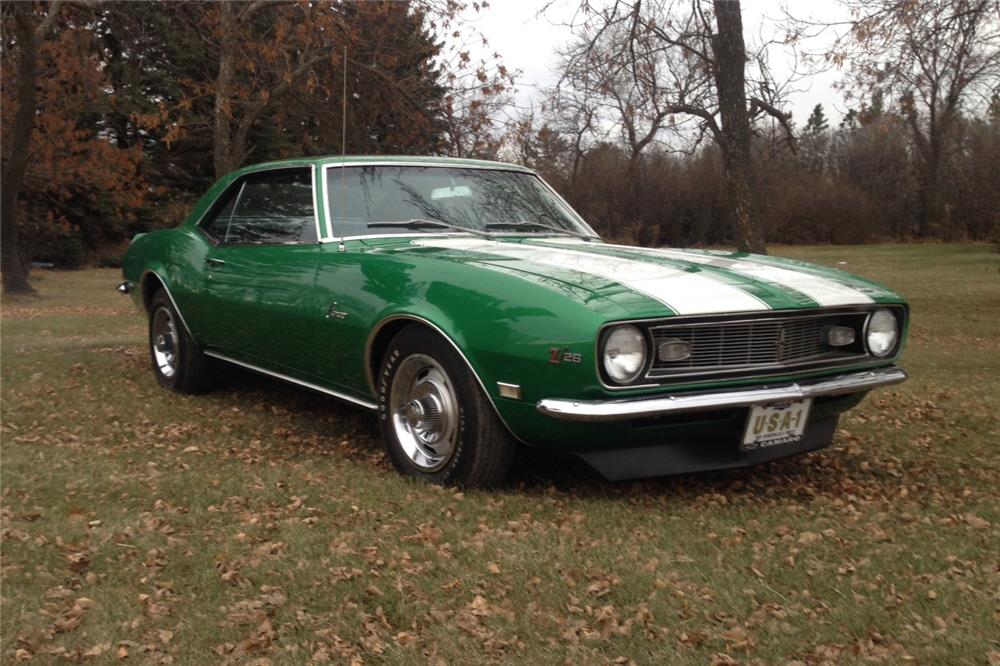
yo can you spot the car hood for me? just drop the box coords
[394,236,903,319]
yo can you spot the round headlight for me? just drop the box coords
[866,309,899,358]
[603,325,647,384]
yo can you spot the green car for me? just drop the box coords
[120,156,908,486]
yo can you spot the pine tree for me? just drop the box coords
[804,104,829,134]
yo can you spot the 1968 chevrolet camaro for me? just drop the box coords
[120,156,908,486]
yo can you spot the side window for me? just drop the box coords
[225,169,317,244]
[200,183,242,240]
[223,169,316,243]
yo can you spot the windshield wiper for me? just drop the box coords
[367,218,493,240]
[484,221,597,241]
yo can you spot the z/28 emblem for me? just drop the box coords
[549,347,582,365]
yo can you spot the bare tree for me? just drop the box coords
[436,5,518,159]
[793,0,1000,237]
[440,63,516,159]
[546,79,599,186]
[554,10,690,223]
[551,0,794,252]
[1,1,63,296]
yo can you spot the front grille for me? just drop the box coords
[645,310,871,380]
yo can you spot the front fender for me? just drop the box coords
[355,264,619,444]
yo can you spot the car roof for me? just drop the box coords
[231,155,533,177]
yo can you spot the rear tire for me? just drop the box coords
[148,290,214,394]
[377,325,516,487]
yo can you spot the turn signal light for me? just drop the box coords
[658,338,692,362]
[823,325,856,347]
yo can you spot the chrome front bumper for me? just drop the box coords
[536,367,907,422]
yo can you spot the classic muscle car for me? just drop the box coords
[120,156,908,486]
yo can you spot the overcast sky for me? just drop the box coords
[459,0,851,126]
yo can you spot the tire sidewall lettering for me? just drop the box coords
[378,336,472,482]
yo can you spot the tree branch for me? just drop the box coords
[663,102,721,143]
[749,96,796,152]
[35,0,64,37]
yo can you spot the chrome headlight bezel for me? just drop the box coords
[864,308,900,358]
[600,324,649,385]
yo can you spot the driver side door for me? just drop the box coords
[189,167,324,375]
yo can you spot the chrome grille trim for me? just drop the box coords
[642,308,884,381]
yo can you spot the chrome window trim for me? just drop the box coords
[310,163,324,243]
[364,313,526,444]
[336,232,589,243]
[320,162,598,243]
[337,232,468,242]
[533,173,599,238]
[197,180,244,244]
[595,305,907,391]
[204,351,377,410]
[222,179,248,243]
[196,165,321,246]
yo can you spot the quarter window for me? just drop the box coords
[203,169,317,244]
[200,184,241,240]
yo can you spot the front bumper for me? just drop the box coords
[536,366,907,422]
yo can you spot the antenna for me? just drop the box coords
[339,45,347,253]
[341,45,347,158]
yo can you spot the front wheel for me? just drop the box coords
[378,326,516,487]
[148,290,214,394]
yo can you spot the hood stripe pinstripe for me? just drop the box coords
[533,240,820,310]
[542,240,876,308]
[643,247,875,307]
[412,238,771,315]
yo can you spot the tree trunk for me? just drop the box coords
[625,151,643,231]
[1,5,41,295]
[915,163,940,238]
[916,140,942,238]
[213,1,238,178]
[711,0,766,254]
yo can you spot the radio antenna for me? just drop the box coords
[341,45,347,158]
[339,45,347,252]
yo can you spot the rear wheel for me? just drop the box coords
[148,290,213,394]
[378,326,516,487]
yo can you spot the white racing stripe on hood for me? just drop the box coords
[545,240,876,308]
[642,247,875,307]
[411,238,770,315]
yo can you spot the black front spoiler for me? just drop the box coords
[574,414,839,481]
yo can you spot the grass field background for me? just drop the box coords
[2,244,998,664]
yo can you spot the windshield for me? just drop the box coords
[324,165,597,239]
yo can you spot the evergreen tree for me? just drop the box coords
[804,104,829,134]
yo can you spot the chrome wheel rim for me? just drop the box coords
[151,307,179,379]
[389,354,459,471]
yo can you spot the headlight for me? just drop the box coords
[866,309,899,357]
[603,325,647,383]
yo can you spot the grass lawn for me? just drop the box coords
[2,244,998,664]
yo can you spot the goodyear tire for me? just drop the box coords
[377,325,516,487]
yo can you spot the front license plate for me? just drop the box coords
[741,400,812,451]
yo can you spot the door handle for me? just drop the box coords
[205,258,226,266]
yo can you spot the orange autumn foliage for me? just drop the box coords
[1,6,146,265]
